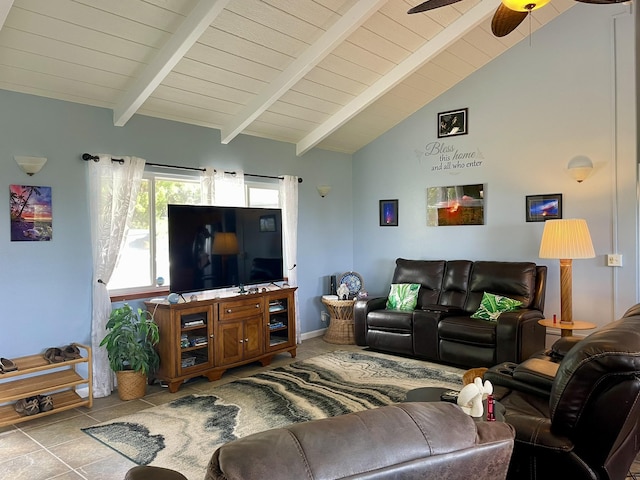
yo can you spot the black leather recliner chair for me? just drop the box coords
[486,305,640,480]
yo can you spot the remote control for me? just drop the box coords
[440,390,460,403]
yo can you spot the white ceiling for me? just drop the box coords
[0,0,576,155]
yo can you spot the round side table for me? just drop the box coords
[538,319,596,337]
[322,298,356,345]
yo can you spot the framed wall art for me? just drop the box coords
[10,184,53,241]
[525,194,562,222]
[426,183,484,226]
[379,199,398,226]
[438,108,468,138]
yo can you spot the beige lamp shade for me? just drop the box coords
[212,232,239,255]
[539,219,595,259]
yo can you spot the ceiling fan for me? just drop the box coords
[408,0,626,37]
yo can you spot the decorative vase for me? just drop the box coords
[115,370,147,401]
[337,283,349,300]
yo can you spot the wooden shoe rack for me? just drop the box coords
[0,343,93,427]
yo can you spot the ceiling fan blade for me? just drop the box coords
[574,0,626,4]
[408,0,465,14]
[491,4,528,37]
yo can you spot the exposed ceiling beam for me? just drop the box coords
[296,0,502,156]
[219,0,388,145]
[113,0,230,127]
[0,0,14,30]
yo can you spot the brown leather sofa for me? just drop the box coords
[485,305,640,480]
[354,259,547,368]
[124,402,515,480]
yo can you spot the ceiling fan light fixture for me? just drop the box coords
[502,0,550,11]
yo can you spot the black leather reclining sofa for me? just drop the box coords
[354,259,547,369]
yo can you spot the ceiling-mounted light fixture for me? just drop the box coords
[15,156,48,176]
[567,156,594,183]
[501,0,550,12]
[317,185,332,198]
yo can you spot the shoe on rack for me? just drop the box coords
[38,394,54,412]
[62,345,81,360]
[0,357,18,373]
[44,347,65,363]
[14,397,40,416]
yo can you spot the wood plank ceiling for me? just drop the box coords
[0,0,575,155]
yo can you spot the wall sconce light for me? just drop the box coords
[317,185,332,198]
[567,156,594,183]
[15,156,48,176]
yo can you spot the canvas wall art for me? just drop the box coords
[10,185,53,241]
[427,184,484,226]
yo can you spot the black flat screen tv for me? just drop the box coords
[168,204,284,294]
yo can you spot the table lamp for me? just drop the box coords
[539,219,595,325]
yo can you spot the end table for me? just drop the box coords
[538,319,596,337]
[322,298,356,344]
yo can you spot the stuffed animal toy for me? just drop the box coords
[457,377,493,417]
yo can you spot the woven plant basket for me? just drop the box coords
[116,370,147,400]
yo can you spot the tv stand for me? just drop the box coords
[146,287,297,393]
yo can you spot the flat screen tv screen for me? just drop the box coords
[168,204,284,294]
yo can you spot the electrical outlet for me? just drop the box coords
[607,254,623,267]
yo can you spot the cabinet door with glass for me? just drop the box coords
[265,290,295,352]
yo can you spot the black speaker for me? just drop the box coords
[329,275,337,295]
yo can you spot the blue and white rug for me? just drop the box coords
[83,350,463,480]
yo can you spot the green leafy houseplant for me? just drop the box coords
[100,303,160,376]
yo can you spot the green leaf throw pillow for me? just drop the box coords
[471,292,522,321]
[386,283,420,311]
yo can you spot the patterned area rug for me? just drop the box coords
[83,350,463,480]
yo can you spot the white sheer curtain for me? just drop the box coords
[279,176,300,343]
[88,155,145,398]
[200,168,245,206]
[200,167,215,205]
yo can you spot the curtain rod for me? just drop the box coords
[81,153,303,183]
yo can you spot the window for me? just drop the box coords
[109,174,279,294]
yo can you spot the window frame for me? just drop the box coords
[109,172,280,300]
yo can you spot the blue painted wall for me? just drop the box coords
[0,91,353,358]
[352,4,637,329]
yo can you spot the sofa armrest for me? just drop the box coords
[495,309,545,364]
[354,297,387,345]
[485,358,558,398]
[548,336,582,359]
[505,414,573,453]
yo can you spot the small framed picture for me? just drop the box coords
[379,199,398,226]
[526,194,563,222]
[259,214,276,232]
[438,108,468,138]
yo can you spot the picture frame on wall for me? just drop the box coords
[438,108,468,138]
[379,199,398,226]
[526,194,563,222]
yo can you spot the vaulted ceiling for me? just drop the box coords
[0,0,576,155]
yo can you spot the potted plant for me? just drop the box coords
[100,303,160,400]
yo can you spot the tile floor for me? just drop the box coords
[0,337,363,480]
[1,336,639,480]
